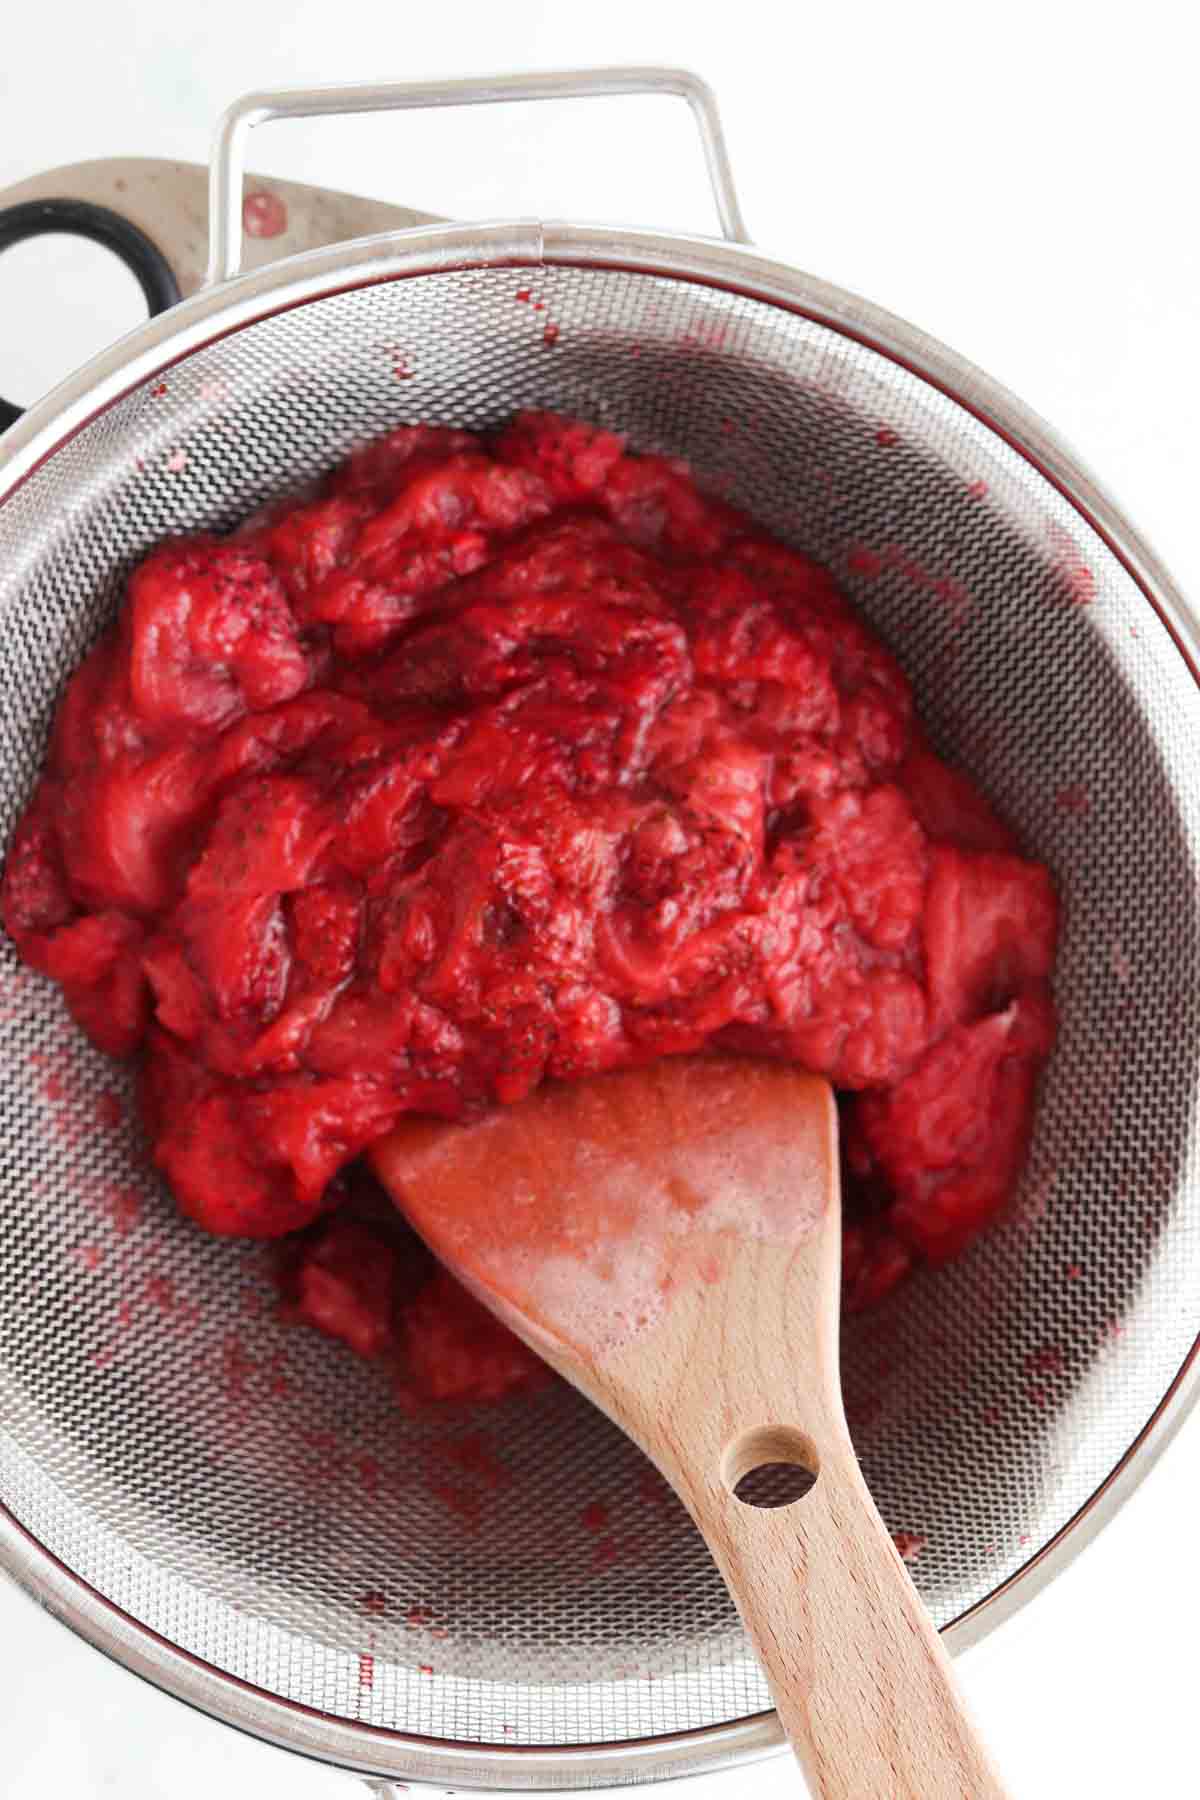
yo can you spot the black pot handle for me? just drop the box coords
[0,197,182,433]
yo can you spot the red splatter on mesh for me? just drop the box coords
[1055,783,1090,815]
[143,1273,175,1313]
[94,1090,124,1129]
[103,1187,143,1236]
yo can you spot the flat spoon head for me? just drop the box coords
[371,1056,1007,1800]
[372,1055,838,1379]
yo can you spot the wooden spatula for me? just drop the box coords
[370,1056,1008,1798]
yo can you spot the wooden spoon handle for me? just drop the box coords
[372,1063,1008,1795]
[686,1425,1009,1799]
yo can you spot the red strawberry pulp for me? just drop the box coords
[2,411,1056,1391]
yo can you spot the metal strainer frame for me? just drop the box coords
[1,66,1198,1793]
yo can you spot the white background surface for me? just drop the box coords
[1,2,1198,1794]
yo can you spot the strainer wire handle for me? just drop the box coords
[206,64,751,286]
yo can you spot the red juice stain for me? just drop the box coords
[864,1314,904,1350]
[115,1300,134,1332]
[1019,1533,1031,1546]
[875,427,899,448]
[165,448,188,474]
[143,1274,175,1314]
[846,546,883,579]
[1026,1346,1065,1378]
[1054,783,1090,815]
[592,1537,620,1569]
[73,1243,104,1272]
[94,1090,123,1130]
[393,360,414,381]
[406,1604,433,1629]
[1066,1263,1083,1281]
[438,1433,508,1488]
[844,1392,884,1433]
[891,1530,925,1562]
[1027,1384,1048,1408]
[1047,524,1097,605]
[242,190,288,239]
[847,542,971,624]
[221,1335,255,1399]
[360,1590,388,1616]
[358,1652,375,1691]
[680,321,730,353]
[300,1428,338,1454]
[356,1455,381,1497]
[636,1467,675,1512]
[103,1186,143,1236]
[542,323,560,348]
[419,1664,434,1675]
[92,1345,116,1371]
[171,1297,204,1340]
[581,1501,610,1533]
[982,1404,1002,1426]
[151,382,168,398]
[967,478,989,500]
[515,288,532,303]
[532,300,545,313]
[1066,566,1096,605]
[42,1072,67,1103]
[429,1482,481,1526]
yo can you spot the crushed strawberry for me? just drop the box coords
[396,1271,554,1406]
[2,409,1058,1370]
[291,1218,400,1359]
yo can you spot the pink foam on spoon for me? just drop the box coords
[372,1060,833,1363]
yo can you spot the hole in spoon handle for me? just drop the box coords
[722,1425,819,1509]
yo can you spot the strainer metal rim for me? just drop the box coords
[1,216,1197,1791]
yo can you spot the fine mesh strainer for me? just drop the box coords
[1,66,1198,1794]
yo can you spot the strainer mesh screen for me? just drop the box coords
[2,261,1199,1752]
